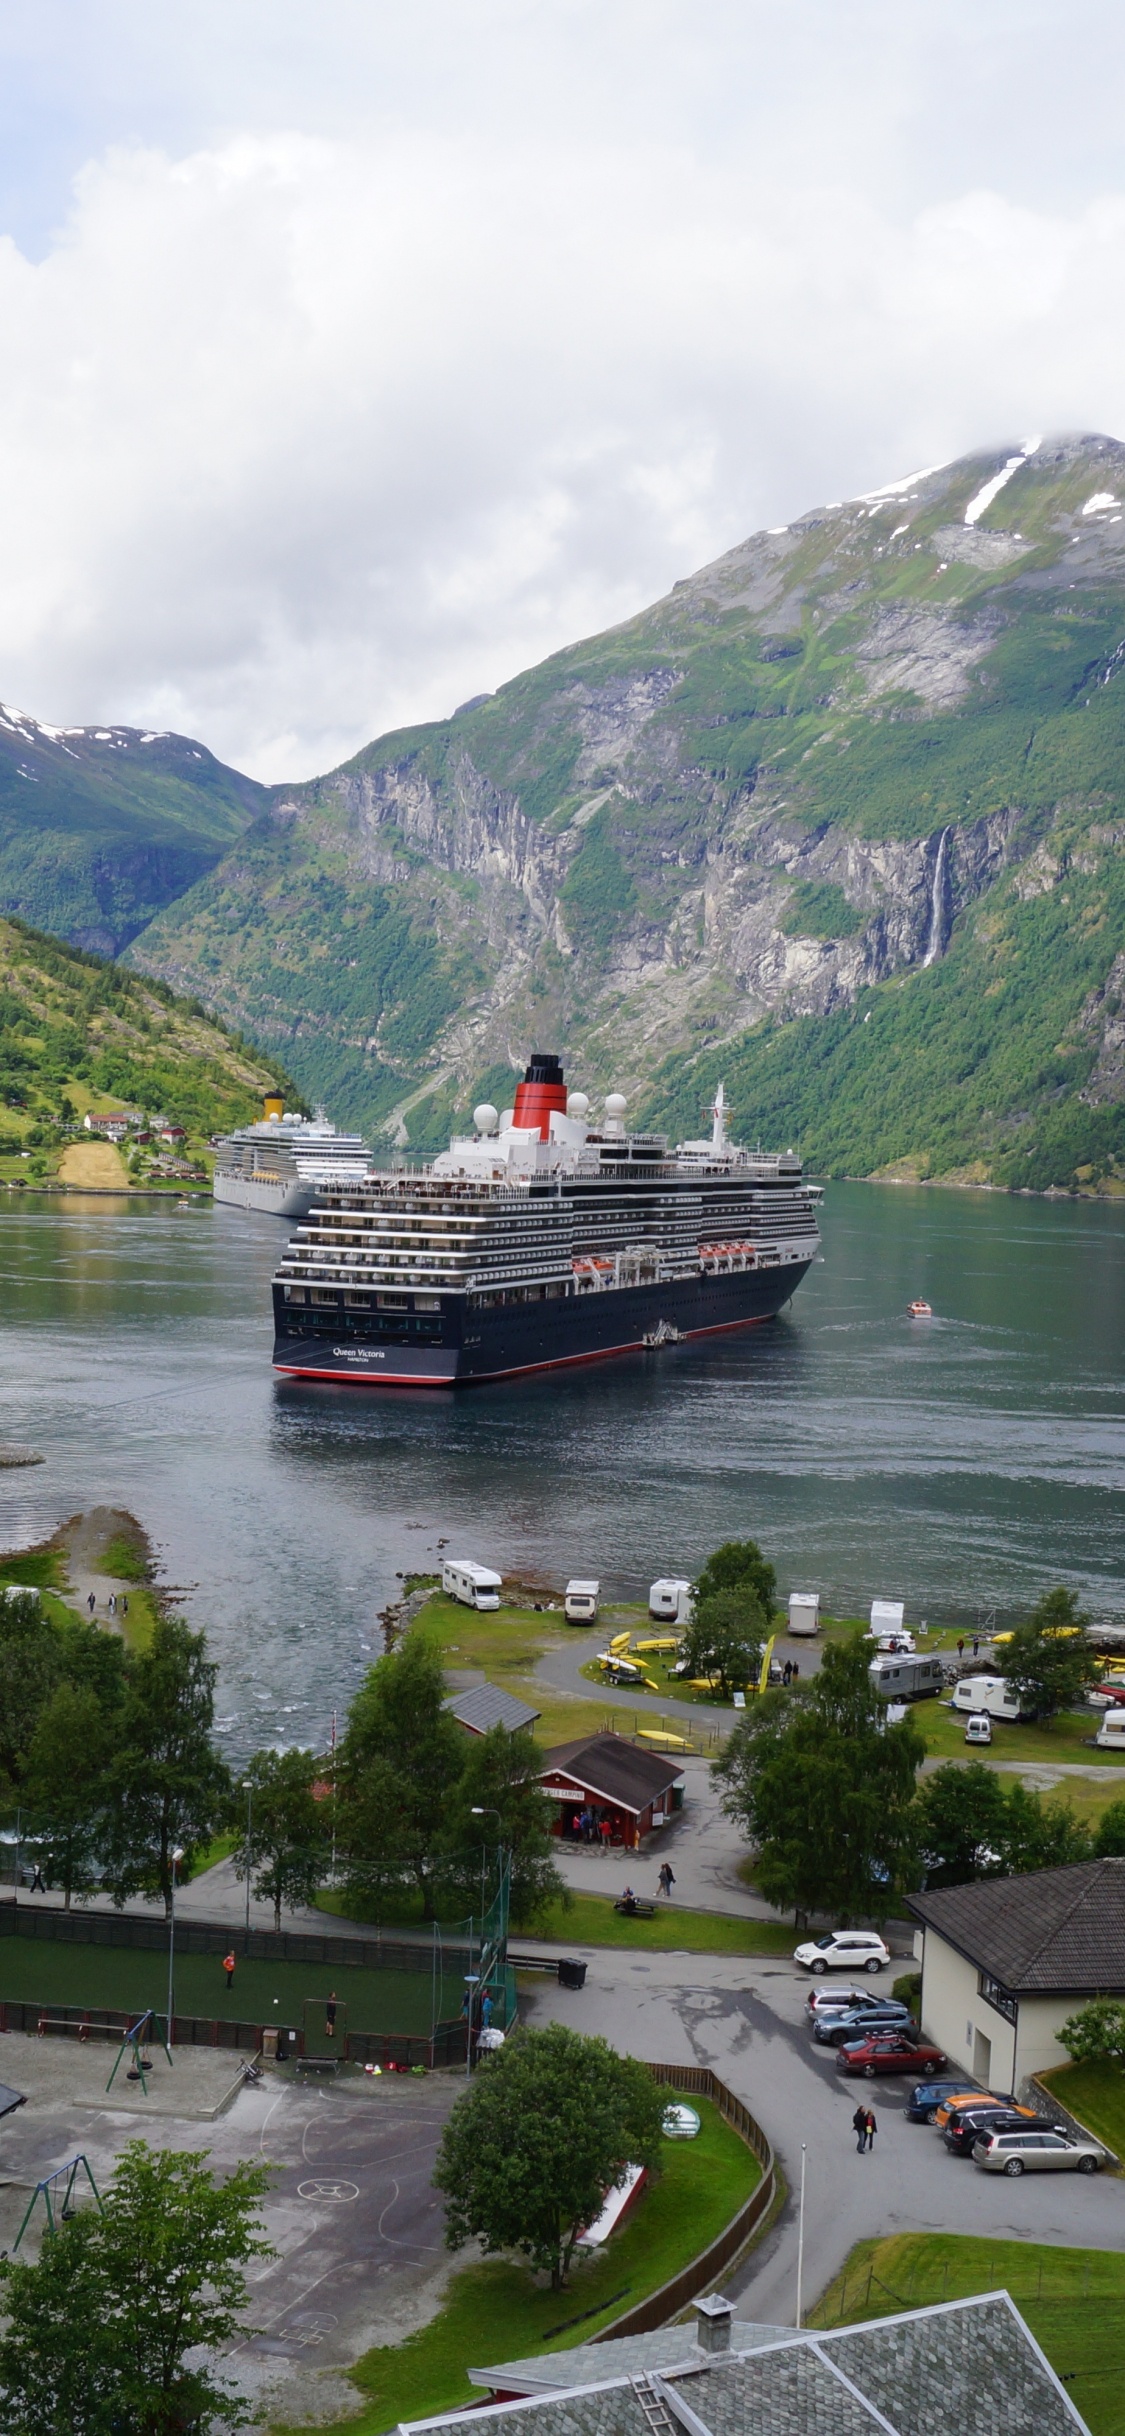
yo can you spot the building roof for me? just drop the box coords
[539,1733,684,1814]
[908,1856,1125,1994]
[444,1683,541,1735]
[402,2296,1085,2436]
[471,2322,789,2394]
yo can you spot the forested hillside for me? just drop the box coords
[0,918,297,1185]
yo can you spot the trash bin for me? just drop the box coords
[261,2028,278,2061]
[557,1959,587,1989]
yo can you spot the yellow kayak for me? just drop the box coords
[635,1635,679,1654]
[608,1631,633,1655]
[638,1729,695,1751]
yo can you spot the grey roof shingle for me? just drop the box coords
[471,2323,790,2393]
[540,1734,684,1814]
[445,1683,541,1734]
[907,1857,1125,1993]
[403,2294,1089,2436]
[826,2295,1081,2436]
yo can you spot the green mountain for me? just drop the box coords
[73,434,1125,1186]
[0,916,298,1182]
[0,705,265,956]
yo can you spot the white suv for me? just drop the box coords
[793,1931,889,1976]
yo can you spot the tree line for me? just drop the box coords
[0,1595,563,1930]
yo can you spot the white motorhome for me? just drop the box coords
[949,1674,1023,1723]
[788,1593,820,1637]
[1095,1711,1125,1751]
[442,1559,502,1612]
[868,1653,945,1702]
[649,1578,693,1624]
[870,1598,905,1636]
[565,1579,599,1624]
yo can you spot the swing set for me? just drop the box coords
[13,2153,103,2250]
[104,2010,174,2097]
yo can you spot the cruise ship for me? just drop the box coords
[271,1054,821,1386]
[213,1101,371,1218]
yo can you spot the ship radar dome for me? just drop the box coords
[604,1092,627,1120]
[567,1092,589,1118]
[474,1103,499,1134]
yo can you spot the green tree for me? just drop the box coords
[998,1783,1092,1874]
[103,1616,232,1916]
[1058,1996,1125,2067]
[913,1761,1010,1889]
[714,1636,924,1921]
[23,1684,115,1909]
[0,1590,62,1791]
[0,2140,272,2435]
[693,1538,777,1619]
[440,1724,566,1931]
[997,1586,1100,1723]
[681,1586,766,1700]
[339,1635,464,1919]
[435,2025,665,2288]
[1094,1798,1125,1859]
[236,1747,328,1931]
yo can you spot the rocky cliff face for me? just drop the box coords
[127,431,1125,1186]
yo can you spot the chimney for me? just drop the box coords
[693,2295,734,2355]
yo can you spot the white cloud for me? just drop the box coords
[0,10,1123,776]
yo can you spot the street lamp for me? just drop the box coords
[166,1845,185,2047]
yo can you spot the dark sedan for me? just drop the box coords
[943,2106,1051,2156]
[813,2001,913,2047]
[906,2079,981,2124]
[836,2032,947,2077]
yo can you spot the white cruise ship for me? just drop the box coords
[213,1101,371,1218]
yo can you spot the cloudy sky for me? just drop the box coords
[1,0,1123,779]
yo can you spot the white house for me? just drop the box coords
[908,1856,1125,2091]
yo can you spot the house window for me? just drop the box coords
[978,1971,1018,2026]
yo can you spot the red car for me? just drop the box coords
[836,2032,947,2077]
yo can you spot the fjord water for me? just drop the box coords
[0,1184,1122,1759]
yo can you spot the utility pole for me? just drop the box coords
[244,1781,252,1944]
[795,2143,807,2328]
[166,1845,185,2046]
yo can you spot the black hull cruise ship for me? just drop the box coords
[271,1054,821,1387]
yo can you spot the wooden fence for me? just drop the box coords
[590,2063,775,2341]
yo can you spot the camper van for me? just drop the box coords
[649,1578,693,1624]
[442,1560,502,1612]
[788,1593,820,1637]
[949,1674,1023,1723]
[868,1653,945,1702]
[565,1579,599,1624]
[870,1598,906,1636]
[1096,1710,1125,1752]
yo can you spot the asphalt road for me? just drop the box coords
[522,1949,1125,2325]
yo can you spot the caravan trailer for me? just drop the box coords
[649,1579,693,1624]
[788,1594,820,1637]
[442,1559,502,1612]
[868,1653,945,1703]
[948,1675,1023,1723]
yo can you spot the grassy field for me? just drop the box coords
[1039,2061,1125,2159]
[274,2095,760,2436]
[527,1892,794,1956]
[410,1594,655,1745]
[0,1932,446,2034]
[806,2232,1125,2436]
[918,1698,1125,1770]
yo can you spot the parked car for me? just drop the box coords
[806,1986,890,2020]
[964,1710,992,1746]
[972,2126,1106,2176]
[906,2079,981,2124]
[943,2105,1045,2156]
[813,2001,913,2046]
[933,2091,1026,2130]
[793,1931,890,1976]
[836,2033,947,2077]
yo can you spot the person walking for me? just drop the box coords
[222,1950,236,1991]
[658,1862,675,1898]
[957,1637,965,1658]
[87,1591,96,1615]
[864,2107,878,2153]
[852,2104,868,2154]
[325,1991,338,2038]
[108,1593,117,1617]
[121,1594,129,1619]
[480,1990,493,2031]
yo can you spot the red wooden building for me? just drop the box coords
[537,1733,685,1850]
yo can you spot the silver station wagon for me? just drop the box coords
[972,2125,1105,2176]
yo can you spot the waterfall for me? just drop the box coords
[922,828,951,967]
